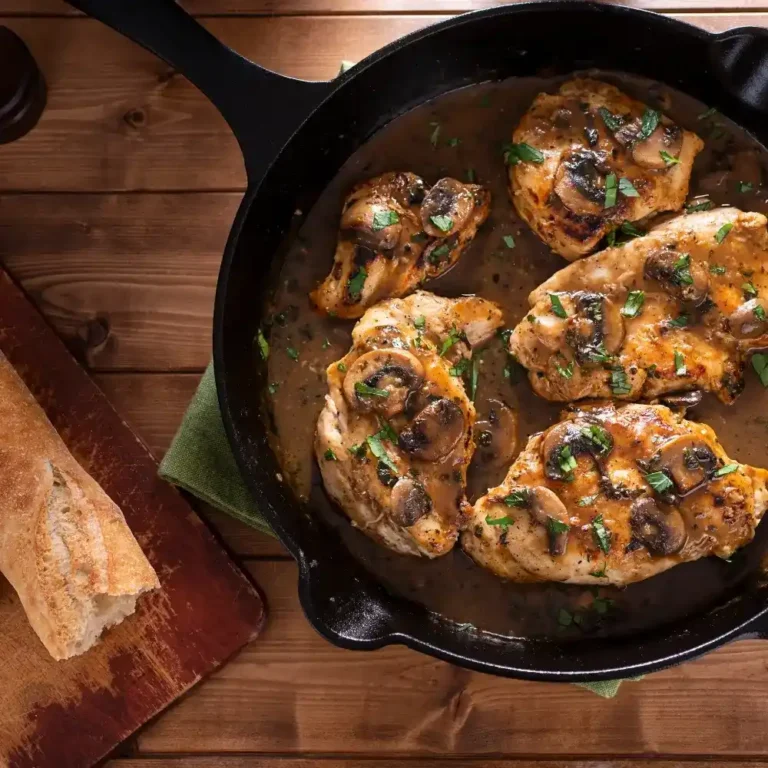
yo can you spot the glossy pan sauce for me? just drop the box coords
[263,72,768,639]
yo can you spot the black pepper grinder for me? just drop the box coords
[0,27,46,144]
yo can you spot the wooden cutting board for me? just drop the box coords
[0,268,266,768]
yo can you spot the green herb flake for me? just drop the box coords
[715,463,739,478]
[503,234,516,249]
[753,353,768,387]
[430,214,453,232]
[376,418,399,444]
[668,314,689,328]
[322,337,331,350]
[710,264,726,275]
[557,608,574,627]
[286,346,299,361]
[578,494,599,507]
[618,177,639,198]
[558,445,578,478]
[621,290,645,318]
[743,281,758,298]
[591,514,612,554]
[429,121,441,148]
[268,382,279,395]
[685,199,715,213]
[372,210,400,231]
[581,424,612,455]
[593,597,614,615]
[674,349,687,376]
[348,443,367,459]
[555,359,574,379]
[503,141,545,166]
[604,172,618,208]
[354,381,390,398]
[589,565,607,578]
[449,358,471,377]
[503,489,530,508]
[347,267,367,300]
[439,326,463,357]
[526,314,536,323]
[324,448,337,461]
[548,517,569,535]
[673,253,694,285]
[598,106,624,132]
[413,315,426,330]
[637,108,661,141]
[471,355,480,401]
[610,365,632,396]
[715,222,734,244]
[486,514,514,529]
[620,221,644,238]
[549,293,568,318]
[605,229,617,247]
[739,181,754,193]
[366,433,398,474]
[447,137,460,147]
[646,470,674,493]
[337,362,347,373]
[411,231,428,243]
[755,304,767,322]
[660,150,681,166]
[257,328,270,361]
[587,342,612,364]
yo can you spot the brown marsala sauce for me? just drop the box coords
[264,71,768,640]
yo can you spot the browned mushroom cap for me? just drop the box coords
[644,249,709,307]
[541,418,614,481]
[553,148,611,216]
[420,178,475,238]
[388,172,427,209]
[630,497,687,556]
[340,198,403,251]
[728,299,768,339]
[398,398,465,461]
[565,292,625,364]
[660,390,703,412]
[527,486,570,556]
[390,476,432,527]
[610,114,683,170]
[473,399,518,467]
[654,434,718,495]
[343,349,425,418]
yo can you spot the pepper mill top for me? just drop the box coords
[0,27,46,144]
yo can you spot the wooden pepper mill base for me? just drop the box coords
[0,27,46,144]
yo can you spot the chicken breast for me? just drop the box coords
[462,402,768,586]
[315,291,504,557]
[509,207,768,404]
[310,173,491,318]
[509,78,704,260]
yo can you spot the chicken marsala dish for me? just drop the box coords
[509,78,704,260]
[463,402,768,586]
[509,207,768,404]
[310,172,491,318]
[315,291,503,557]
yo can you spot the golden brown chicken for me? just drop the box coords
[462,402,768,586]
[310,172,491,318]
[508,207,768,404]
[508,78,704,260]
[315,291,504,557]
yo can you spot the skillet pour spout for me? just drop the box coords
[66,0,768,681]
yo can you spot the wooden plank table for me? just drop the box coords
[3,1,768,765]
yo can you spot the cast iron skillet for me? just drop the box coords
[68,0,768,681]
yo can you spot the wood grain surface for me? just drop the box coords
[104,762,768,768]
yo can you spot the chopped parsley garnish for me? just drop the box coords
[598,106,624,132]
[366,433,398,474]
[471,355,480,401]
[589,565,607,578]
[672,253,694,285]
[427,242,451,264]
[674,349,687,376]
[376,418,398,443]
[439,326,463,357]
[620,220,644,238]
[268,382,279,395]
[466,167,476,183]
[610,365,631,396]
[257,328,269,360]
[324,448,337,461]
[349,443,367,458]
[503,234,516,249]
[372,210,400,231]
[698,106,717,121]
[660,150,680,166]
[739,181,754,193]
[337,362,347,373]
[578,494,599,507]
[558,445,578,477]
[430,214,453,232]
[668,314,689,328]
[685,199,714,213]
[429,121,441,148]
[548,517,569,535]
[618,177,639,198]
[322,337,331,349]
[447,137,460,147]
[449,358,471,377]
[743,281,758,298]
[715,463,739,477]
[637,108,661,141]
[526,314,536,323]
[497,328,513,345]
[504,489,530,507]
[347,267,367,300]
[753,353,768,387]
[604,172,618,208]
[286,346,299,361]
[592,514,612,554]
[646,470,674,493]
[503,141,545,165]
[586,342,612,364]
[581,424,612,455]
[354,381,390,398]
[755,304,767,322]
[557,608,574,627]
[414,315,426,330]
[621,290,645,318]
[555,359,575,379]
[411,231,428,243]
[715,222,734,243]
[606,229,617,247]
[486,514,514,529]
[549,293,568,318]
[710,264,726,275]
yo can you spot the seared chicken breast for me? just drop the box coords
[315,291,503,557]
[509,207,768,404]
[463,402,768,586]
[509,78,704,260]
[310,172,491,318]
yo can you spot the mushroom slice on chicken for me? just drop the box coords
[310,172,491,319]
[509,207,768,404]
[508,78,704,261]
[462,402,768,586]
[315,291,504,557]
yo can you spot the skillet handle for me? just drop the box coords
[65,0,332,183]
[710,26,768,115]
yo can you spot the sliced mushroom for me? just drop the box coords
[630,496,687,556]
[390,476,432,527]
[541,418,614,481]
[565,291,625,364]
[341,199,402,251]
[398,398,465,461]
[728,299,768,339]
[389,172,427,208]
[644,249,709,307]
[473,399,518,467]
[553,148,611,216]
[421,178,475,238]
[660,390,703,412]
[343,349,425,418]
[610,115,683,170]
[527,486,570,556]
[653,434,718,495]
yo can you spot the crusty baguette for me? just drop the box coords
[0,351,159,660]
